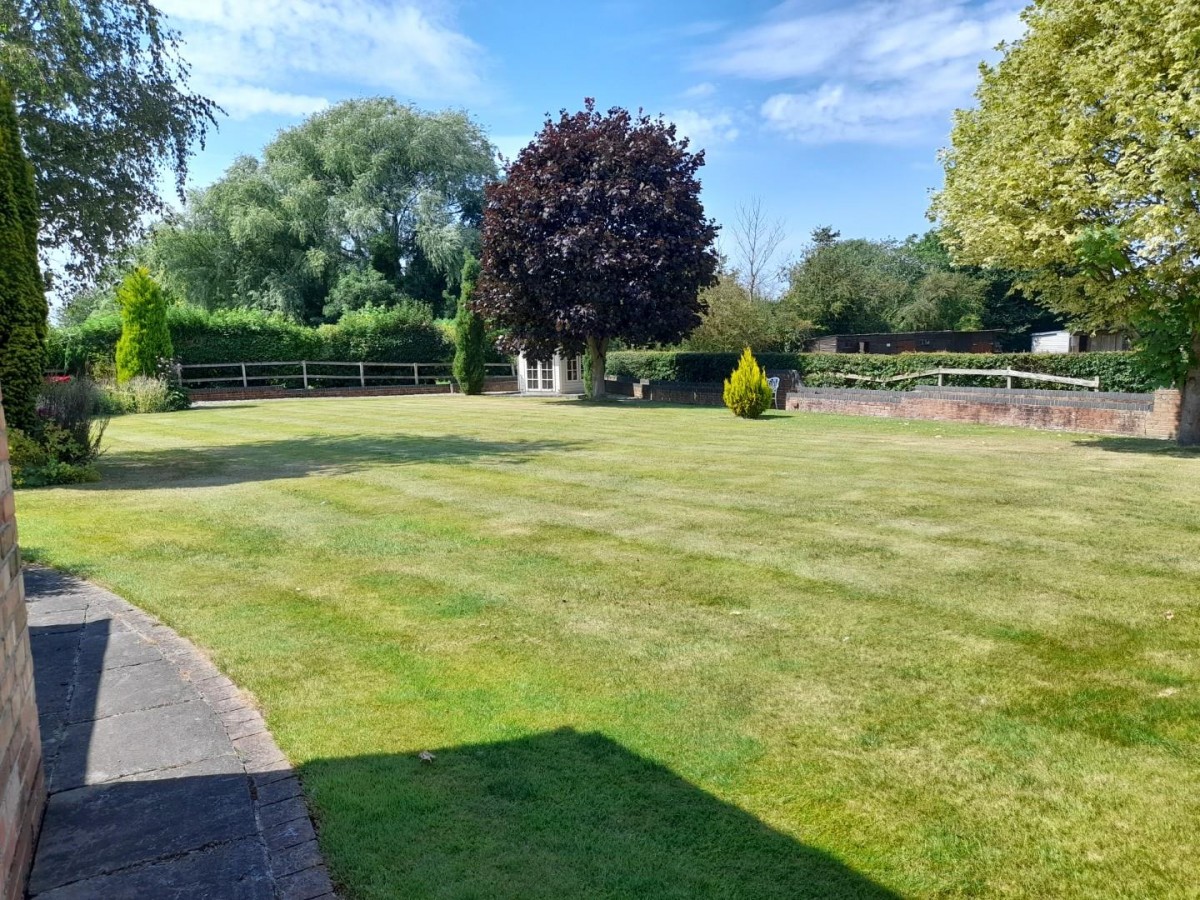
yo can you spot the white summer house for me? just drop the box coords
[516,351,586,396]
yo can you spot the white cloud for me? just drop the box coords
[668,109,740,148]
[156,0,485,120]
[207,84,330,120]
[707,0,1025,143]
[682,82,717,100]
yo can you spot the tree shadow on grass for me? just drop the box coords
[301,729,900,899]
[71,433,584,490]
[1073,437,1200,458]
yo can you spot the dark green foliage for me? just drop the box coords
[453,255,486,394]
[115,267,173,382]
[607,350,1161,394]
[49,305,454,374]
[0,0,218,285]
[318,304,449,364]
[168,307,325,366]
[607,352,805,384]
[780,228,1065,347]
[782,236,909,335]
[8,426,99,486]
[0,78,48,433]
[324,268,402,320]
[46,313,123,374]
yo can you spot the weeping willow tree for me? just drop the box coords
[146,98,498,322]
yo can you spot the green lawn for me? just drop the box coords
[19,396,1200,898]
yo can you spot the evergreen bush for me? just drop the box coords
[723,348,773,418]
[115,267,173,382]
[0,79,49,433]
[452,254,486,394]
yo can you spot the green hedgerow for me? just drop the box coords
[723,348,773,418]
[453,253,486,395]
[116,267,174,382]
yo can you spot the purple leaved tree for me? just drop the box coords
[474,100,720,397]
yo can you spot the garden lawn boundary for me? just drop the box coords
[785,385,1182,439]
[607,350,1162,394]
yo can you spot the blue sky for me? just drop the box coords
[155,0,1028,271]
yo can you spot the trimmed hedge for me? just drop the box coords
[49,306,454,373]
[607,350,1164,394]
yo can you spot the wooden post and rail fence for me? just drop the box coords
[824,367,1102,391]
[178,360,517,391]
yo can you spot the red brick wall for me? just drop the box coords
[785,387,1182,440]
[0,392,44,900]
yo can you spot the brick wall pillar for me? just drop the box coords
[1145,389,1182,440]
[0,389,44,900]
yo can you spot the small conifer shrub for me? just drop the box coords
[723,347,773,418]
[453,253,486,394]
[115,267,173,382]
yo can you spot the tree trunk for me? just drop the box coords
[587,336,607,399]
[1179,362,1200,446]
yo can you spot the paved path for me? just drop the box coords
[25,567,335,899]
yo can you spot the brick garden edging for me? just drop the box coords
[785,385,1181,440]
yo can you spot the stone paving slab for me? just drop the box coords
[26,567,336,899]
[30,772,257,893]
[50,699,234,792]
[33,838,276,900]
[68,657,202,721]
[77,628,162,670]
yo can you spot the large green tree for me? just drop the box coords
[903,230,1063,347]
[685,275,810,353]
[781,233,918,335]
[147,98,496,323]
[148,156,329,320]
[0,0,218,285]
[0,77,46,433]
[932,0,1200,443]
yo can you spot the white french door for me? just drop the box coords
[527,359,554,391]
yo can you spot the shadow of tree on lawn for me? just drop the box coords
[1073,436,1200,458]
[71,433,584,490]
[302,728,900,899]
